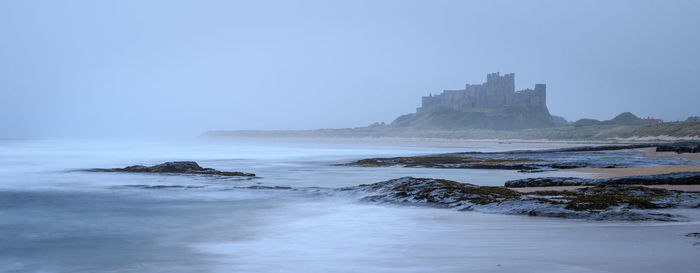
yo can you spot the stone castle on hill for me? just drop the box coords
[417,72,547,113]
[391,72,554,130]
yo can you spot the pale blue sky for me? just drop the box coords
[1,0,698,138]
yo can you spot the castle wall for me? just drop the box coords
[417,73,547,113]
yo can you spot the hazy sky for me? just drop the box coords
[1,0,698,138]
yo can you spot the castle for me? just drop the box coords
[417,72,547,113]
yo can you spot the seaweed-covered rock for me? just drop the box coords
[348,177,700,221]
[504,172,700,188]
[354,177,520,205]
[88,161,256,177]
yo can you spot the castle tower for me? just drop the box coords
[535,84,546,93]
[485,72,515,95]
[533,84,547,107]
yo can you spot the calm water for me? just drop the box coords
[1,139,699,273]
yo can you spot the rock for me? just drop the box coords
[686,232,700,247]
[685,232,700,238]
[656,143,700,154]
[347,177,700,221]
[339,144,682,172]
[88,161,256,177]
[504,172,700,188]
[504,177,589,187]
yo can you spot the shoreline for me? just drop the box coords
[202,135,670,150]
[203,134,694,144]
[202,123,700,142]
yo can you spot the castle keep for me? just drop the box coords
[417,72,546,113]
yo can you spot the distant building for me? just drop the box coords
[393,72,555,130]
[637,117,662,125]
[417,72,546,113]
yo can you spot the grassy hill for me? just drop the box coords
[391,106,555,130]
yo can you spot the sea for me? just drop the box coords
[1,138,698,273]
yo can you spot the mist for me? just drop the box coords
[1,0,699,138]
[3,2,700,271]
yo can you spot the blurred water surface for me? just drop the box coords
[0,139,698,273]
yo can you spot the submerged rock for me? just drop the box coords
[88,161,256,177]
[504,172,700,188]
[348,177,700,221]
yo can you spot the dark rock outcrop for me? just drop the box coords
[88,161,256,177]
[504,172,700,188]
[339,144,689,172]
[656,143,700,154]
[348,177,700,221]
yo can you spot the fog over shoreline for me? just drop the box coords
[1,0,699,138]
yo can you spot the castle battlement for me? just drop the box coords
[418,72,546,113]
